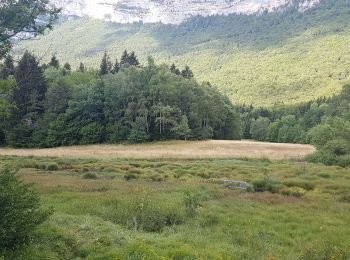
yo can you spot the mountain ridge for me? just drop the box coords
[50,0,321,24]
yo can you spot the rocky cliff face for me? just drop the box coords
[50,0,321,24]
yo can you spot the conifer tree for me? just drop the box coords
[14,51,47,117]
[120,50,129,66]
[100,52,112,75]
[181,66,194,79]
[79,62,85,73]
[2,55,14,78]
[112,59,120,74]
[170,63,181,76]
[128,51,140,67]
[49,55,59,68]
[63,62,71,75]
[63,62,71,71]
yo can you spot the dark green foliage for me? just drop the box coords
[0,52,241,147]
[112,59,120,74]
[63,62,71,75]
[0,55,14,79]
[0,169,51,250]
[99,52,112,75]
[128,117,150,143]
[79,62,85,73]
[239,85,349,146]
[181,66,194,79]
[80,123,105,144]
[83,172,98,180]
[250,117,270,141]
[14,51,47,117]
[49,55,60,69]
[306,139,350,167]
[120,50,140,67]
[6,51,47,147]
[171,115,191,140]
[170,63,181,76]
[46,163,59,171]
[124,173,138,181]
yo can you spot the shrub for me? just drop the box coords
[124,173,138,181]
[284,180,314,191]
[323,139,350,156]
[149,174,164,182]
[281,187,307,197]
[46,163,59,171]
[252,179,281,193]
[308,124,336,148]
[83,172,98,180]
[0,169,52,250]
[339,195,350,203]
[317,172,331,178]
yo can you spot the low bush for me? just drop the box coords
[83,173,98,180]
[339,195,350,203]
[281,187,307,197]
[124,173,138,181]
[306,139,350,167]
[46,163,59,171]
[284,180,314,191]
[317,172,331,178]
[252,179,281,193]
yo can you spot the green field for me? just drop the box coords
[16,0,350,106]
[1,151,349,259]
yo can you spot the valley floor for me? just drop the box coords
[0,140,315,160]
[0,152,349,259]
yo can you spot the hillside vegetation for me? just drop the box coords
[16,0,350,106]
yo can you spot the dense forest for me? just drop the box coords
[0,51,241,148]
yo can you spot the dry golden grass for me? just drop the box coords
[0,140,315,160]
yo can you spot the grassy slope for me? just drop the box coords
[16,1,350,106]
[1,156,349,259]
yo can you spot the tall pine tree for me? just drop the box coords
[128,51,140,67]
[100,52,112,75]
[2,55,15,79]
[120,50,129,67]
[14,51,47,118]
[112,59,120,74]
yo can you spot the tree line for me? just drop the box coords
[0,51,241,147]
[237,87,350,166]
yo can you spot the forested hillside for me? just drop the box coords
[16,0,350,105]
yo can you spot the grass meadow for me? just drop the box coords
[0,140,315,160]
[0,142,349,259]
